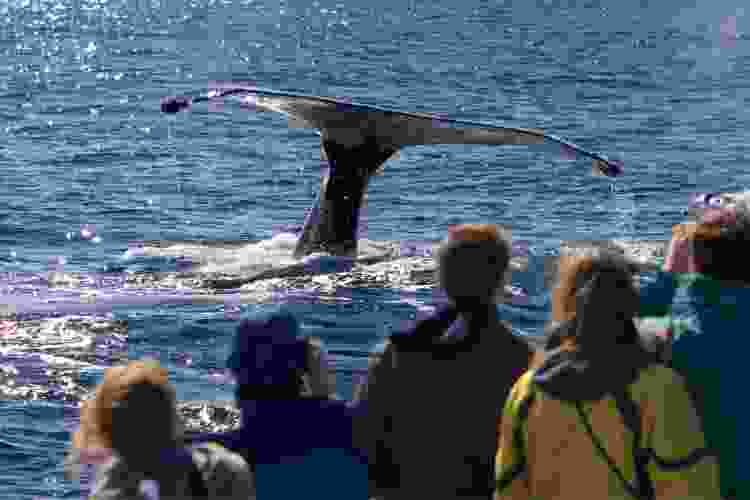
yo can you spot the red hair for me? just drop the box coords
[71,359,171,452]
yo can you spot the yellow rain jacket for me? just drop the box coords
[495,349,721,500]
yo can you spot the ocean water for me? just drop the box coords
[1,0,750,497]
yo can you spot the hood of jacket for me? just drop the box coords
[533,318,655,402]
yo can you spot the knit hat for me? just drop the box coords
[227,308,307,388]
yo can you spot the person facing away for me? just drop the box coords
[64,359,255,500]
[183,307,369,500]
[494,251,721,500]
[635,202,750,499]
[360,223,537,500]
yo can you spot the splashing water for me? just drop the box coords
[610,181,638,239]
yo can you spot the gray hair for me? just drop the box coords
[693,201,750,282]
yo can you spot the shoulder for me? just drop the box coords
[190,442,254,492]
[505,370,536,411]
[190,442,256,498]
[388,304,460,346]
[516,370,536,390]
[635,319,674,362]
[631,364,689,401]
[191,441,250,470]
[636,363,682,384]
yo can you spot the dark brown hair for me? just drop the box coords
[437,223,511,303]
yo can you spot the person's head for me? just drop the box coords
[227,308,336,401]
[72,359,180,471]
[534,252,653,398]
[549,250,639,350]
[665,204,750,283]
[437,223,512,308]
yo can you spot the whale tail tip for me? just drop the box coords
[161,96,192,114]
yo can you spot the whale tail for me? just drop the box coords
[294,138,397,257]
[161,85,623,258]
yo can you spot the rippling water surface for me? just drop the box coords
[2,0,750,497]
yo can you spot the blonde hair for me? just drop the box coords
[72,359,171,452]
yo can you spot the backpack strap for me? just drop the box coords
[575,401,646,500]
[612,389,656,500]
[517,382,657,500]
[573,388,656,500]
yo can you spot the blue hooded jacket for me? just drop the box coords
[639,270,750,499]
[187,308,368,499]
[190,399,368,499]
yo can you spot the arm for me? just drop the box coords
[637,226,700,319]
[494,372,533,500]
[637,270,678,318]
[358,341,400,499]
[645,367,721,500]
[635,236,693,359]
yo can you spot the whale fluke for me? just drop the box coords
[162,85,625,258]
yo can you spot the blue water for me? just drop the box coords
[2,0,750,497]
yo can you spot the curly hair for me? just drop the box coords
[71,359,173,453]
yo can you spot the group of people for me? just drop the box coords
[64,204,750,499]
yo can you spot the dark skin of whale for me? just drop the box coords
[162,86,624,289]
